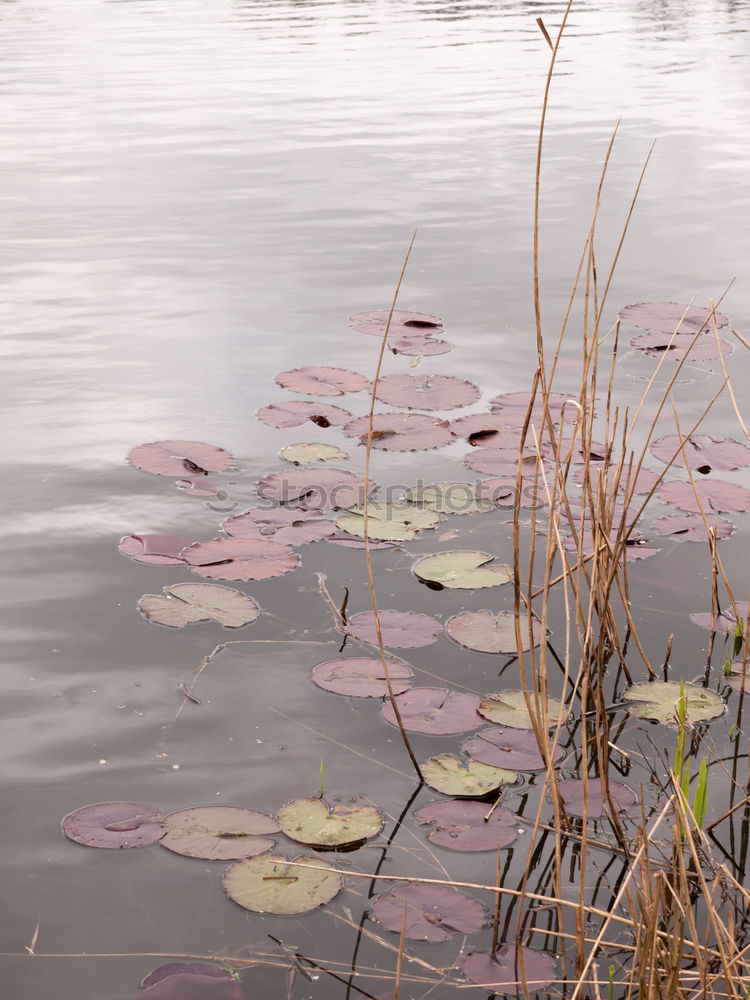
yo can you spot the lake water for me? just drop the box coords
[2,1,750,997]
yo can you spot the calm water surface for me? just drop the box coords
[2,1,750,996]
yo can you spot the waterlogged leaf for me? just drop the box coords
[256,400,352,429]
[275,366,368,396]
[326,533,399,550]
[138,583,260,629]
[388,332,453,356]
[450,415,530,449]
[278,797,383,848]
[652,513,734,543]
[182,538,299,581]
[343,412,456,452]
[118,534,193,566]
[420,754,517,797]
[139,963,243,1000]
[311,657,414,698]
[347,610,442,648]
[488,390,574,427]
[406,482,494,515]
[562,530,660,563]
[573,464,660,495]
[464,447,539,477]
[413,800,519,852]
[541,436,607,464]
[280,442,349,464]
[413,551,513,590]
[175,477,224,497]
[622,681,725,725]
[127,441,236,477]
[159,807,280,860]
[348,309,444,337]
[460,944,556,993]
[557,779,637,819]
[223,507,334,545]
[370,884,488,943]
[631,331,733,361]
[62,802,166,849]
[619,301,729,335]
[690,603,749,634]
[445,610,543,654]
[650,434,750,474]
[336,502,440,541]
[374,374,480,411]
[659,479,750,514]
[463,726,565,771]
[726,662,750,692]
[257,468,374,510]
[382,687,483,735]
[223,854,342,915]
[478,690,570,730]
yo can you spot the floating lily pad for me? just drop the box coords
[175,477,224,497]
[450,416,530,448]
[619,301,729,335]
[382,687,483,735]
[658,479,750,514]
[348,309,444,336]
[127,441,236,477]
[374,374,480,411]
[460,944,556,993]
[478,690,570,730]
[138,583,260,629]
[223,854,342,915]
[326,533,400,550]
[445,610,543,654]
[475,478,518,507]
[573,464,660,495]
[413,800,519,852]
[336,502,441,541]
[413,551,513,590]
[488,390,574,427]
[630,331,733,361]
[622,681,725,725]
[652,513,734,543]
[256,400,352,429]
[406,482,495,516]
[347,610,443,648]
[311,657,414,698]
[388,332,453,356]
[139,962,243,1000]
[159,807,280,860]
[557,778,637,818]
[118,534,193,566]
[343,412,456,452]
[562,530,660,562]
[370,884,488,942]
[420,754,517,797]
[463,726,565,771]
[181,538,300,581]
[275,366,368,396]
[690,603,749,635]
[278,797,383,848]
[222,507,334,545]
[464,448,539,477]
[257,468,374,510]
[726,662,750,692]
[541,436,607,464]
[279,442,350,465]
[62,802,166,849]
[650,434,750,474]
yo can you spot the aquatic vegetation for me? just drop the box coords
[137,583,260,628]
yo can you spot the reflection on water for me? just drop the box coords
[1,0,750,996]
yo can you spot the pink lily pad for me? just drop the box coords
[256,468,374,511]
[630,331,733,361]
[343,412,456,451]
[222,507,334,545]
[413,799,519,852]
[574,464,661,495]
[347,610,442,648]
[488,390,574,426]
[370,884,488,942]
[658,479,750,514]
[139,962,243,999]
[275,366,368,396]
[382,687,483,735]
[619,301,729,335]
[464,448,539,477]
[557,778,637,818]
[256,400,352,429]
[62,802,166,849]
[650,434,750,474]
[175,477,224,497]
[463,726,565,771]
[450,415,530,449]
[118,534,194,566]
[348,309,443,336]
[374,374,480,411]
[563,530,660,562]
[541,437,607,464]
[181,538,300,581]
[652,513,734,542]
[311,657,413,698]
[127,441,236,477]
[460,944,555,993]
[689,603,749,634]
[388,332,453,356]
[326,533,399,550]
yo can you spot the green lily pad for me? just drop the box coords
[445,610,543,653]
[406,482,494,516]
[478,690,570,730]
[159,807,280,860]
[223,853,342,915]
[420,754,517,797]
[137,583,260,629]
[280,442,350,465]
[336,502,440,541]
[622,681,725,725]
[413,551,513,590]
[278,797,383,848]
